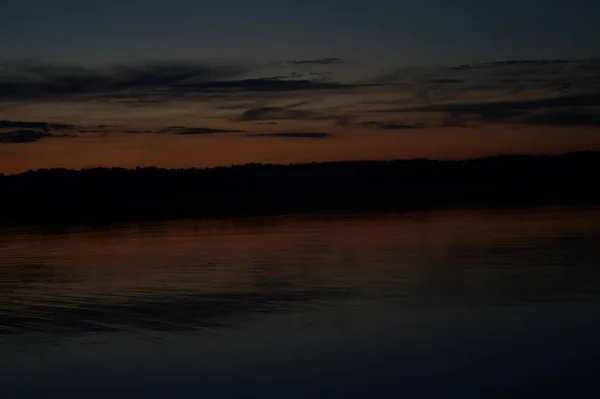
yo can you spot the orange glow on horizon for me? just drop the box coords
[1,126,599,174]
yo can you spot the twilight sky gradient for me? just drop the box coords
[1,0,599,172]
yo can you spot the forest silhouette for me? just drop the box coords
[1,151,599,225]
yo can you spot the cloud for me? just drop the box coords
[368,58,599,111]
[239,106,319,121]
[335,117,424,129]
[521,109,600,127]
[2,57,597,133]
[185,78,348,93]
[78,125,246,135]
[79,129,110,133]
[158,126,245,135]
[288,58,344,65]
[423,79,466,84]
[360,121,424,129]
[389,93,600,127]
[0,61,351,104]
[246,132,331,139]
[0,120,75,131]
[0,61,245,100]
[0,129,74,143]
[175,128,245,135]
[451,58,582,71]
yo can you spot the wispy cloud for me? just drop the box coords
[0,61,244,98]
[0,61,351,104]
[288,58,344,66]
[359,121,424,129]
[1,57,598,133]
[369,57,599,109]
[0,129,75,143]
[520,109,600,127]
[0,120,76,131]
[158,126,246,135]
[389,93,600,127]
[451,58,582,71]
[246,132,331,139]
[238,106,320,121]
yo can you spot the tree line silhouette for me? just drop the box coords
[1,151,599,225]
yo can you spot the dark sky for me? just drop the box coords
[0,0,599,172]
[2,0,598,64]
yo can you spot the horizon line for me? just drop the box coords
[2,150,599,176]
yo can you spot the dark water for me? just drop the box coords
[1,207,599,398]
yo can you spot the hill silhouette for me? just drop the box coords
[1,151,599,225]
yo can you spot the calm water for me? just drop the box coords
[1,207,599,398]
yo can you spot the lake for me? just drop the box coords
[1,207,599,398]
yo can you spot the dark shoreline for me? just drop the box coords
[1,151,599,227]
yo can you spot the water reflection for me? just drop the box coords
[1,207,599,398]
[1,208,600,338]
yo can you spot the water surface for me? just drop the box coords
[1,207,599,398]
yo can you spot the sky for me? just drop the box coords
[1,0,599,173]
